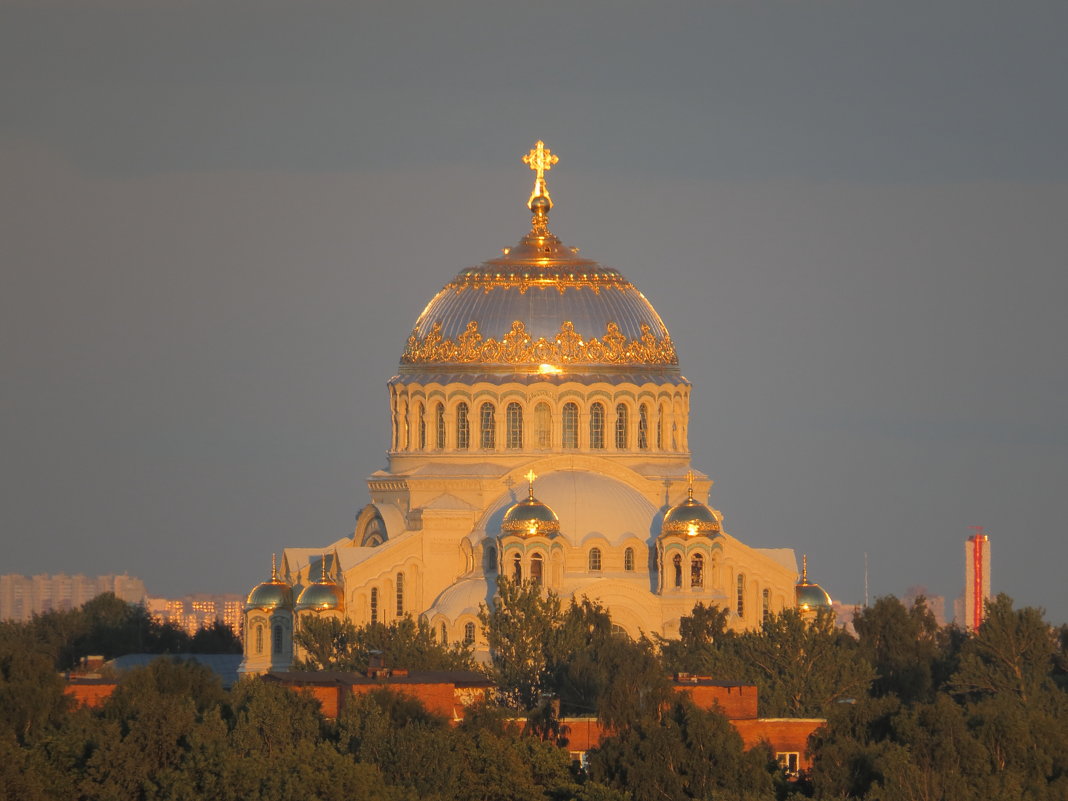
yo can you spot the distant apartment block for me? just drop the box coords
[0,573,147,622]
[146,594,244,635]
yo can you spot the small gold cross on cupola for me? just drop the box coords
[522,140,559,234]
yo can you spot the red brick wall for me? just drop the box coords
[64,682,117,708]
[730,718,825,770]
[559,718,608,752]
[349,682,460,720]
[298,685,342,718]
[674,684,759,718]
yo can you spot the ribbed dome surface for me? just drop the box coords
[501,494,560,537]
[400,232,677,373]
[295,581,343,612]
[796,581,832,610]
[661,496,721,538]
[246,580,293,611]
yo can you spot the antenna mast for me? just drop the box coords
[864,552,869,607]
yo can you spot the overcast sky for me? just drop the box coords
[2,1,1066,623]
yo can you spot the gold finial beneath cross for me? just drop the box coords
[525,469,537,500]
[801,554,808,582]
[271,553,278,581]
[686,469,695,499]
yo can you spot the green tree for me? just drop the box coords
[658,602,748,683]
[734,607,873,717]
[0,626,69,743]
[589,697,772,801]
[80,659,225,800]
[189,621,242,654]
[479,577,565,709]
[294,615,472,672]
[853,595,941,703]
[950,594,1058,704]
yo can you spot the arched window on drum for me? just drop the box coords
[530,553,543,586]
[479,402,496,449]
[506,402,523,449]
[638,404,650,450]
[690,554,704,588]
[534,403,552,449]
[589,403,606,449]
[435,403,445,449]
[416,402,426,450]
[456,402,470,450]
[615,403,628,450]
[562,402,579,449]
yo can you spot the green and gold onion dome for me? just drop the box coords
[400,141,679,375]
[245,555,294,611]
[295,557,344,612]
[660,472,721,538]
[501,471,561,538]
[795,555,832,611]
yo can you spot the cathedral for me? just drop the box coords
[241,142,829,674]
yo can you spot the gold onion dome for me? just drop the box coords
[795,555,832,611]
[245,555,294,611]
[401,141,679,374]
[661,472,720,538]
[501,471,560,537]
[295,556,343,612]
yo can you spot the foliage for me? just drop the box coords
[2,589,1066,800]
[732,607,874,717]
[293,614,473,672]
[950,593,1058,704]
[589,697,773,801]
[658,602,742,679]
[853,595,943,703]
[479,577,565,709]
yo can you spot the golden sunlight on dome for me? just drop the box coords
[295,556,343,612]
[660,471,721,538]
[795,554,832,611]
[400,141,678,374]
[245,554,294,610]
[500,470,560,538]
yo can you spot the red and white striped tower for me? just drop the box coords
[964,527,991,632]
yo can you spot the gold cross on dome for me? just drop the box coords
[686,469,695,498]
[522,141,558,180]
[525,469,537,499]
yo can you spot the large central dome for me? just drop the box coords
[400,142,678,375]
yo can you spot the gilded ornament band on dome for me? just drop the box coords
[661,518,721,536]
[445,270,633,295]
[402,319,678,367]
[500,518,561,535]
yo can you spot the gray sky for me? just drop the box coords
[2,1,1066,623]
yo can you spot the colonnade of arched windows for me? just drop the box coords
[389,388,690,455]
